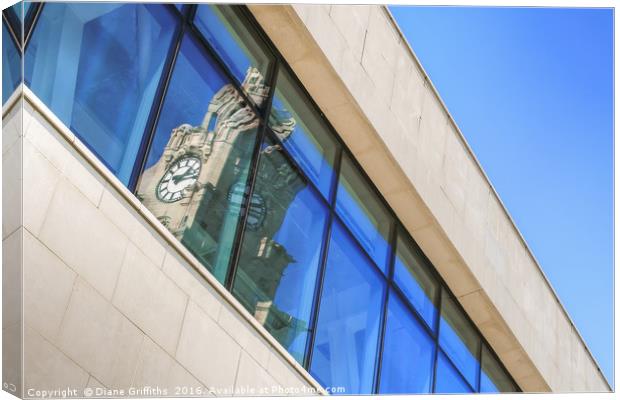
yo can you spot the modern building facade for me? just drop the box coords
[2,2,611,397]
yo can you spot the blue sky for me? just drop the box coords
[389,6,613,386]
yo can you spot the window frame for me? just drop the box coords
[22,3,520,394]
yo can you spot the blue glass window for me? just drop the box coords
[195,4,274,107]
[393,230,439,330]
[233,134,328,364]
[439,291,481,388]
[136,33,260,284]
[335,154,393,273]
[25,3,176,184]
[480,345,517,392]
[10,1,33,22]
[310,221,386,394]
[434,351,473,393]
[379,291,435,394]
[2,22,20,104]
[269,67,340,199]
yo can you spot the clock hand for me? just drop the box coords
[172,171,198,184]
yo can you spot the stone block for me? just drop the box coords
[441,130,469,216]
[250,5,313,64]
[98,186,141,239]
[130,218,168,268]
[175,301,241,390]
[329,5,371,61]
[266,351,310,392]
[62,144,105,207]
[112,243,188,355]
[218,302,272,368]
[361,7,399,102]
[23,231,76,341]
[2,101,22,155]
[131,337,206,395]
[304,5,345,73]
[234,352,278,395]
[2,228,22,330]
[57,279,144,389]
[162,252,223,321]
[392,44,425,114]
[22,139,61,236]
[2,136,22,239]
[24,107,72,174]
[38,178,128,300]
[86,376,105,390]
[3,322,22,397]
[24,325,89,394]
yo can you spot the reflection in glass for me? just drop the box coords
[379,291,434,394]
[480,345,517,392]
[434,351,473,394]
[310,221,386,394]
[439,291,481,387]
[2,22,20,104]
[10,1,33,22]
[25,3,175,184]
[195,4,273,107]
[269,67,339,199]
[335,154,393,273]
[232,135,328,363]
[137,34,265,283]
[393,230,439,330]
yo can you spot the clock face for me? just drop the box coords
[157,156,202,203]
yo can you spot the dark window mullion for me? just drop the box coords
[129,18,185,192]
[23,1,42,47]
[435,348,477,394]
[186,24,263,118]
[373,220,398,393]
[223,58,280,291]
[303,145,342,370]
[2,12,21,51]
[186,3,197,22]
[431,288,443,393]
[222,120,269,291]
[302,208,334,371]
[387,280,437,340]
[476,334,484,391]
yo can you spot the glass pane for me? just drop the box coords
[25,3,176,184]
[10,2,22,21]
[379,291,434,394]
[2,22,20,104]
[310,221,386,395]
[136,34,260,284]
[393,230,439,330]
[480,345,517,393]
[269,67,339,199]
[195,4,273,107]
[24,2,34,18]
[335,154,393,273]
[434,351,473,394]
[439,291,481,387]
[232,135,328,364]
[12,1,33,20]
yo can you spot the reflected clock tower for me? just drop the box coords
[138,67,306,350]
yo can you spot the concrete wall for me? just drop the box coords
[2,87,324,398]
[247,4,610,392]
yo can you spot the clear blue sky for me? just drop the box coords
[389,6,613,386]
